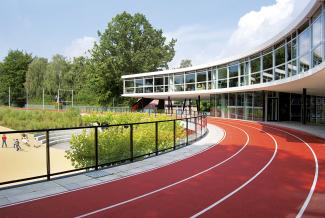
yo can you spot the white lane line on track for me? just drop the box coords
[264,125,318,218]
[191,122,278,218]
[0,124,224,209]
[76,122,250,218]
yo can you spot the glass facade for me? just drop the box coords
[210,92,264,121]
[123,6,324,94]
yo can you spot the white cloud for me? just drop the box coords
[64,36,97,58]
[165,25,231,68]
[166,0,311,67]
[224,0,311,57]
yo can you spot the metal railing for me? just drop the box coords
[0,115,208,187]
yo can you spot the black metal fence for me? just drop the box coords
[0,115,208,187]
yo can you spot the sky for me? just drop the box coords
[0,0,311,68]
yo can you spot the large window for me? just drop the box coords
[185,72,196,91]
[240,61,249,86]
[218,67,227,88]
[174,74,184,91]
[251,57,261,84]
[154,77,164,93]
[197,71,207,90]
[124,80,134,94]
[228,64,239,87]
[312,14,323,67]
[298,24,311,73]
[263,51,273,82]
[135,78,144,93]
[275,45,286,80]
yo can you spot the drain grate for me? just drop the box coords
[85,171,111,178]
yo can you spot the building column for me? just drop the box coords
[302,88,307,125]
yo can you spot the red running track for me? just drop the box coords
[0,118,324,218]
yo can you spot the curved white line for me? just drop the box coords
[193,119,318,218]
[264,125,318,218]
[191,122,278,218]
[76,122,250,218]
[0,124,224,209]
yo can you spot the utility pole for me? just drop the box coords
[42,88,45,110]
[8,87,11,108]
[71,90,74,107]
[26,88,28,109]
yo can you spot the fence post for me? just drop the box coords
[173,120,176,150]
[46,130,51,181]
[94,127,99,170]
[186,118,189,146]
[130,124,134,162]
[195,117,197,140]
[201,115,203,136]
[155,122,158,155]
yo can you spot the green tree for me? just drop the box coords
[44,54,70,96]
[25,57,48,99]
[179,59,192,68]
[89,12,176,105]
[0,50,33,106]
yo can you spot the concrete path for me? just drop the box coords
[0,123,223,207]
[264,121,325,139]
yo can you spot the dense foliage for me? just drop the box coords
[0,107,82,130]
[66,112,186,168]
[0,12,176,107]
[0,50,33,106]
[87,12,176,105]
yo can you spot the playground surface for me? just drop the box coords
[0,118,324,217]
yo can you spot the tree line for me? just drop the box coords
[0,12,177,107]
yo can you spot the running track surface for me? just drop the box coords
[1,118,324,218]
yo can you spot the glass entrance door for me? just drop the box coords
[267,97,279,121]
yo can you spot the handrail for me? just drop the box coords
[0,114,208,187]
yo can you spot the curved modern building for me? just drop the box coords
[122,0,325,124]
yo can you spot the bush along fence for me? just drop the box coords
[0,115,208,186]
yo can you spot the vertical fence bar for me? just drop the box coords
[130,124,134,162]
[195,117,197,140]
[173,120,176,150]
[94,127,99,170]
[155,122,159,155]
[201,115,203,136]
[46,130,51,181]
[186,118,189,146]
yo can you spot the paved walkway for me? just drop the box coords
[0,123,223,207]
[264,121,325,139]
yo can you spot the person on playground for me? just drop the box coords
[2,134,7,148]
[14,139,21,151]
[21,134,30,147]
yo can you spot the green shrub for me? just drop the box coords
[66,112,186,168]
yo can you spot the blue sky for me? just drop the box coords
[0,0,311,67]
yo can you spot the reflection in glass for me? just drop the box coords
[154,77,163,86]
[186,73,195,83]
[299,27,311,56]
[229,64,239,77]
[251,72,261,84]
[288,60,297,77]
[218,68,227,79]
[263,52,273,70]
[251,57,261,73]
[229,77,238,87]
[174,74,184,85]
[312,16,322,48]
[313,45,323,67]
[125,80,134,88]
[197,72,207,82]
[275,46,285,66]
[275,64,286,80]
[299,54,310,73]
[263,69,273,83]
